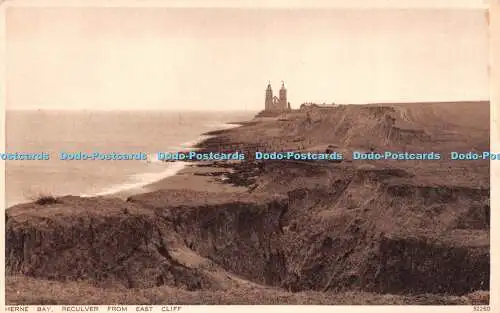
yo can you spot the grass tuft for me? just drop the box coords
[34,194,61,206]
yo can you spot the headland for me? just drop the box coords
[5,100,490,305]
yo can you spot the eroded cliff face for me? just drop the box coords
[5,192,291,292]
[5,196,218,290]
[6,166,489,296]
[127,191,289,287]
[274,161,489,294]
[5,102,490,300]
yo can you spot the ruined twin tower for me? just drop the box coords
[264,81,291,113]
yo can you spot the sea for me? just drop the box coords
[5,110,255,207]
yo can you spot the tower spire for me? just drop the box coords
[265,81,273,111]
[278,80,287,112]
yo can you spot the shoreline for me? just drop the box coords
[103,121,248,201]
[5,102,490,304]
[5,121,247,209]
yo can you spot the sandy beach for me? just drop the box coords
[112,162,249,200]
[110,122,250,200]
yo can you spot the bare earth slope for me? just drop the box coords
[5,101,490,305]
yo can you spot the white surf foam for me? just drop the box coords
[81,122,241,198]
[81,161,187,197]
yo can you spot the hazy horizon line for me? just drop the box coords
[6,98,491,112]
[5,108,260,112]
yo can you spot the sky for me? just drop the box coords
[5,4,490,111]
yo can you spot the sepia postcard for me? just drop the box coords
[0,0,497,312]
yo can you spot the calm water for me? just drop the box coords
[6,110,254,207]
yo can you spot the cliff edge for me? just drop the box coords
[5,101,490,305]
